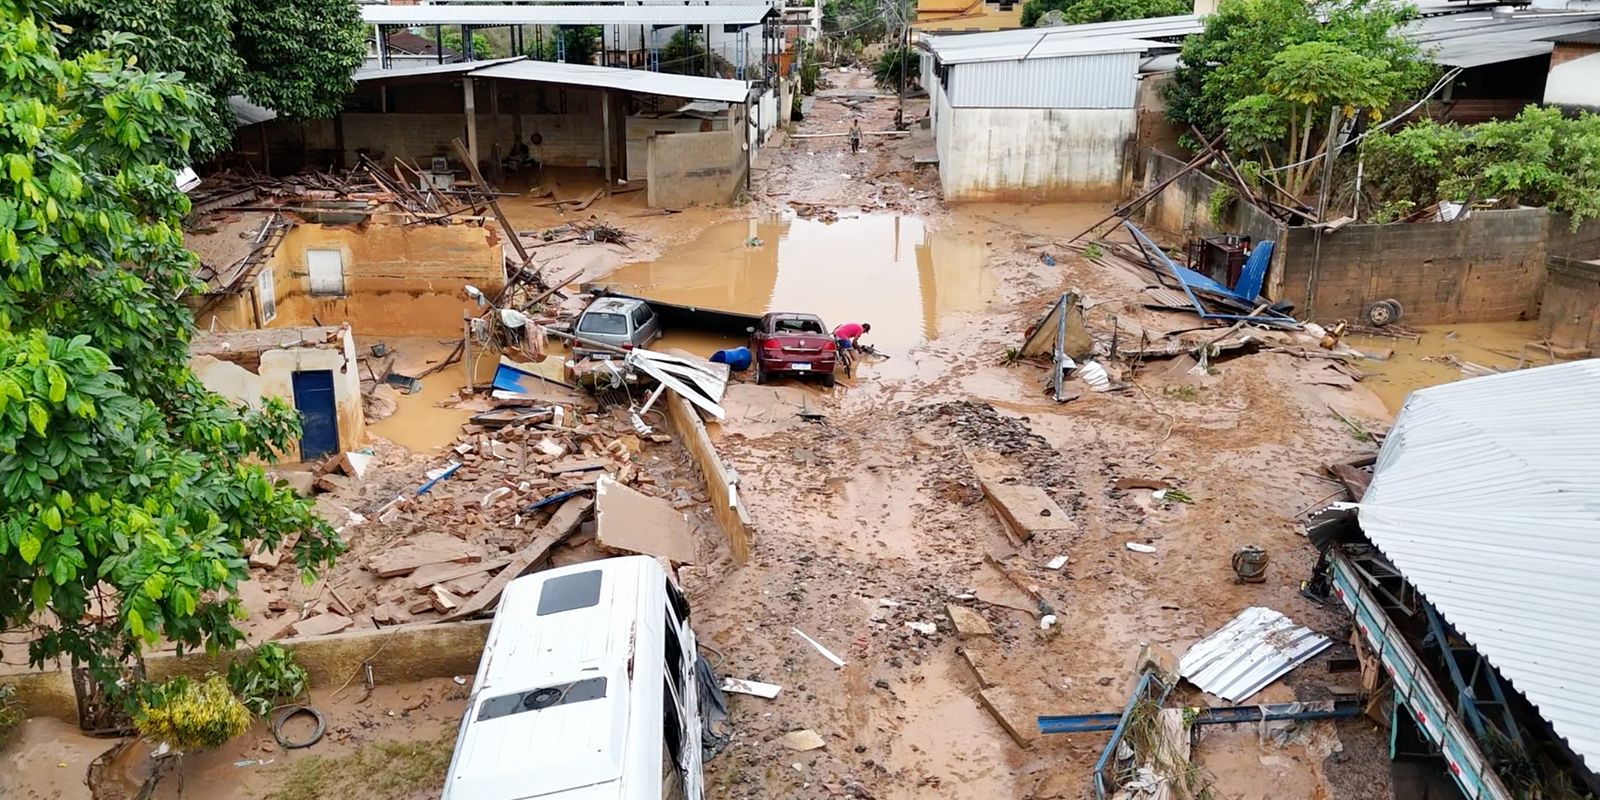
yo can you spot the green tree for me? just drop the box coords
[1359,107,1600,227]
[56,0,366,156]
[872,46,917,92]
[525,26,601,65]
[0,4,342,706]
[659,30,735,77]
[1166,0,1431,194]
[440,28,498,60]
[1023,0,1186,27]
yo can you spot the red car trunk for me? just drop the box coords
[751,313,837,386]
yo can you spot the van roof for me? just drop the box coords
[445,556,665,800]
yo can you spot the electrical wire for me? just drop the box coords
[1263,66,1464,174]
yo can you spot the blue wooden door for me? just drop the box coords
[291,370,339,460]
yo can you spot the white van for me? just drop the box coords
[442,556,706,800]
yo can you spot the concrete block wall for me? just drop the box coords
[626,115,722,182]
[646,128,746,208]
[1541,256,1600,351]
[939,107,1135,201]
[338,108,606,168]
[1279,209,1549,324]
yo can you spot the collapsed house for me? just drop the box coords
[182,173,507,336]
[1307,359,1600,799]
[190,326,366,461]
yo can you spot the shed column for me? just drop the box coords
[464,76,480,171]
[601,89,613,191]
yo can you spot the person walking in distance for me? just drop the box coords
[849,118,862,154]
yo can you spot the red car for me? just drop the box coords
[750,312,838,387]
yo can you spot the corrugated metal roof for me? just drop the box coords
[1542,26,1600,44]
[468,59,752,102]
[362,3,775,27]
[946,50,1141,107]
[1179,607,1332,703]
[1408,11,1600,67]
[1357,359,1600,771]
[923,13,1200,58]
[354,56,523,83]
[228,95,276,126]
[934,34,1161,64]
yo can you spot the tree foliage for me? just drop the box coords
[1022,0,1186,28]
[871,46,917,92]
[1166,0,1431,195]
[659,30,735,77]
[56,0,365,156]
[440,29,499,60]
[525,26,601,66]
[1360,106,1600,227]
[134,676,251,751]
[0,4,342,706]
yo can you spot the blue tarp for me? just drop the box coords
[1121,221,1298,329]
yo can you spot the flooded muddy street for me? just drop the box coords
[1349,320,1539,412]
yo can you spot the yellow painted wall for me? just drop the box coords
[189,328,366,461]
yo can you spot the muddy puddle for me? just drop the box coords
[1349,320,1540,413]
[596,213,997,359]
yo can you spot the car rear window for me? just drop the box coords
[578,312,628,335]
[773,318,823,334]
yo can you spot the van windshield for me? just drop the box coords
[578,312,629,335]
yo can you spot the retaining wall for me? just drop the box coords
[1542,256,1600,352]
[5,621,490,724]
[666,393,752,563]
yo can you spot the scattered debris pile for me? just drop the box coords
[260,404,702,635]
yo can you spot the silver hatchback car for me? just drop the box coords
[572,297,663,359]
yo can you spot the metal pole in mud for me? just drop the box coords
[463,314,474,392]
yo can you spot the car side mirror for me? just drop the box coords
[745,326,755,334]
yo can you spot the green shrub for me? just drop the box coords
[228,643,309,717]
[135,676,251,751]
[0,685,23,746]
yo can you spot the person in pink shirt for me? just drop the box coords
[833,322,870,347]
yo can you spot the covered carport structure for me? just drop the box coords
[349,57,757,206]
[359,3,781,77]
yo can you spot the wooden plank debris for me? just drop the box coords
[442,495,593,621]
[367,534,480,578]
[406,558,509,590]
[978,687,1038,748]
[287,613,352,638]
[959,642,1001,689]
[594,476,695,564]
[946,604,995,639]
[980,480,1070,545]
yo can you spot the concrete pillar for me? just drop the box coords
[464,76,479,170]
[601,89,612,190]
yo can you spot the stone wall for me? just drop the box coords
[646,128,747,208]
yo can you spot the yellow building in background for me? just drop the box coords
[912,0,1024,34]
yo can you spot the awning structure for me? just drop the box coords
[469,59,752,103]
[353,57,523,84]
[361,3,777,28]
[1357,359,1600,770]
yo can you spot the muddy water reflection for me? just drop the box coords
[598,214,995,356]
[1350,320,1539,414]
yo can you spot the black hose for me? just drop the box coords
[271,705,327,749]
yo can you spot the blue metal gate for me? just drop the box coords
[291,370,338,460]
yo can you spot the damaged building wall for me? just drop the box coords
[647,128,747,208]
[255,222,505,336]
[1278,209,1550,324]
[189,327,366,461]
[626,114,729,182]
